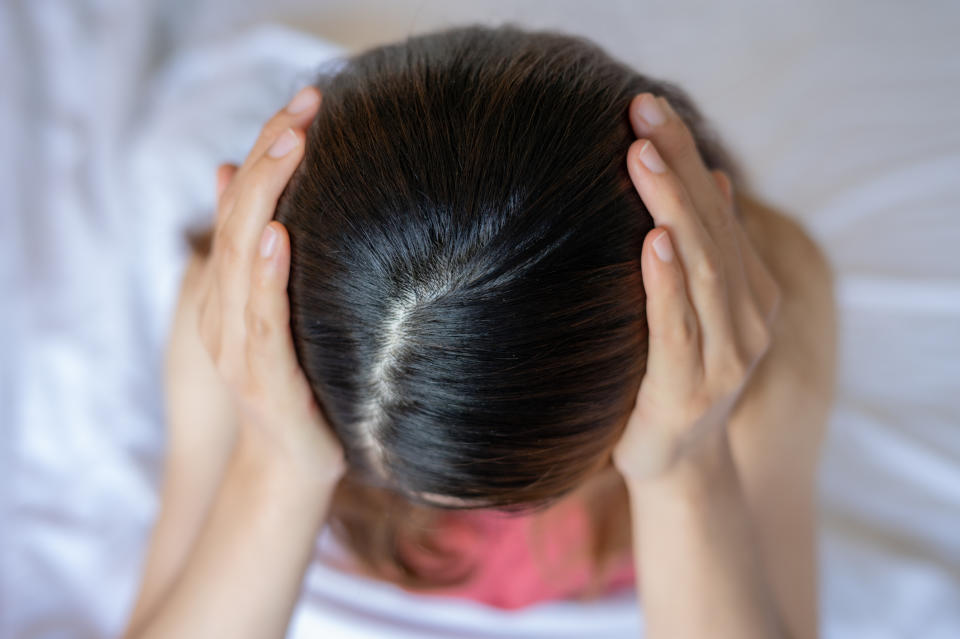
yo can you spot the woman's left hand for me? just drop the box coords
[612,93,782,483]
[195,86,346,485]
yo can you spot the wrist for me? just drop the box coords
[625,425,738,506]
[233,428,342,509]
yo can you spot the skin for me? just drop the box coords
[123,88,346,639]
[612,94,835,639]
[123,87,836,639]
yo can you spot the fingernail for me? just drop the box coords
[268,128,299,158]
[634,94,666,129]
[287,87,319,114]
[260,224,278,258]
[653,231,674,262]
[638,140,666,174]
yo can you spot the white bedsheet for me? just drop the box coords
[2,1,958,638]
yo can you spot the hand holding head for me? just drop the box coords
[196,86,346,485]
[612,94,781,483]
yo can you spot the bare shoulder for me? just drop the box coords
[738,194,835,311]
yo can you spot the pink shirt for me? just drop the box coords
[394,495,636,610]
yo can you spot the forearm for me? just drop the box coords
[626,428,788,639]
[126,430,336,639]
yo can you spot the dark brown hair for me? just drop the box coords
[192,23,738,597]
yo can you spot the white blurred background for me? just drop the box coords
[2,1,958,637]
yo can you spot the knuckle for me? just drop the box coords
[727,352,750,385]
[749,309,773,353]
[669,309,698,345]
[259,118,289,148]
[244,163,274,198]
[245,303,273,343]
[708,215,739,254]
[234,164,277,210]
[769,280,783,318]
[659,178,690,211]
[713,352,749,395]
[647,179,697,224]
[713,170,734,205]
[217,231,244,269]
[712,206,736,235]
[664,117,698,160]
[695,248,723,283]
[684,392,713,422]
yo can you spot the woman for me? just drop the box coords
[124,25,836,639]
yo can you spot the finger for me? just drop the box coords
[712,169,734,207]
[615,228,703,480]
[627,138,736,360]
[221,86,321,208]
[219,127,305,276]
[630,95,757,362]
[215,164,239,224]
[629,94,721,215]
[733,219,782,327]
[640,228,702,393]
[707,167,762,352]
[630,94,745,292]
[244,222,312,416]
[217,164,238,202]
[217,128,307,360]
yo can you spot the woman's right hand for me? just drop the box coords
[194,85,346,485]
[612,93,782,483]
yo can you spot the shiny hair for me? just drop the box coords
[195,23,738,594]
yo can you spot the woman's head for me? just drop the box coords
[276,24,734,509]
